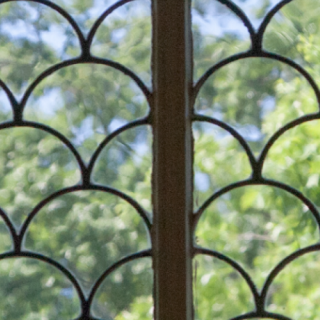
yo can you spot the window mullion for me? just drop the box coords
[152,1,194,319]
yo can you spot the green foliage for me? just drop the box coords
[0,0,152,319]
[0,0,320,319]
[193,0,320,319]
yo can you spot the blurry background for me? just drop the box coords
[0,0,320,319]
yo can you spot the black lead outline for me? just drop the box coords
[0,0,317,318]
[0,1,154,318]
[194,178,320,231]
[192,114,257,172]
[194,246,260,307]
[193,51,320,107]
[20,57,151,116]
[19,185,152,251]
[0,250,152,319]
[195,242,320,316]
[0,0,151,121]
[0,251,86,314]
[192,0,320,317]
[229,312,292,320]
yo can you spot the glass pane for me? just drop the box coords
[25,64,149,163]
[0,90,12,122]
[266,252,320,319]
[92,258,153,320]
[24,191,150,294]
[54,0,117,32]
[0,258,81,319]
[194,255,254,320]
[194,58,317,155]
[0,0,153,319]
[264,0,320,76]
[93,125,152,212]
[0,1,80,98]
[192,0,250,80]
[91,0,152,85]
[195,186,319,288]
[193,121,252,209]
[263,120,320,207]
[0,128,79,228]
[232,0,280,29]
[193,0,320,318]
[0,219,11,253]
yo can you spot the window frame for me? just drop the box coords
[3,0,317,319]
[151,1,194,319]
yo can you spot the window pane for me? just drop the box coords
[0,0,152,319]
[193,0,320,319]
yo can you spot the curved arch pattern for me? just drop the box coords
[0,0,152,319]
[193,0,320,318]
[0,250,151,318]
[1,0,319,318]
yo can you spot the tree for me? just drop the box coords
[0,0,153,319]
[193,0,320,319]
[0,0,320,319]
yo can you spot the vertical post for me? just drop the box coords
[152,0,194,320]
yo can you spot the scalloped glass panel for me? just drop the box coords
[193,121,252,209]
[194,57,317,155]
[232,0,281,29]
[92,258,153,319]
[54,0,116,32]
[193,255,254,320]
[266,252,320,319]
[91,0,151,85]
[195,185,319,288]
[263,119,320,208]
[24,191,150,294]
[0,258,81,319]
[0,1,80,99]
[92,125,152,212]
[24,64,149,163]
[192,0,251,80]
[263,0,320,88]
[0,127,80,228]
